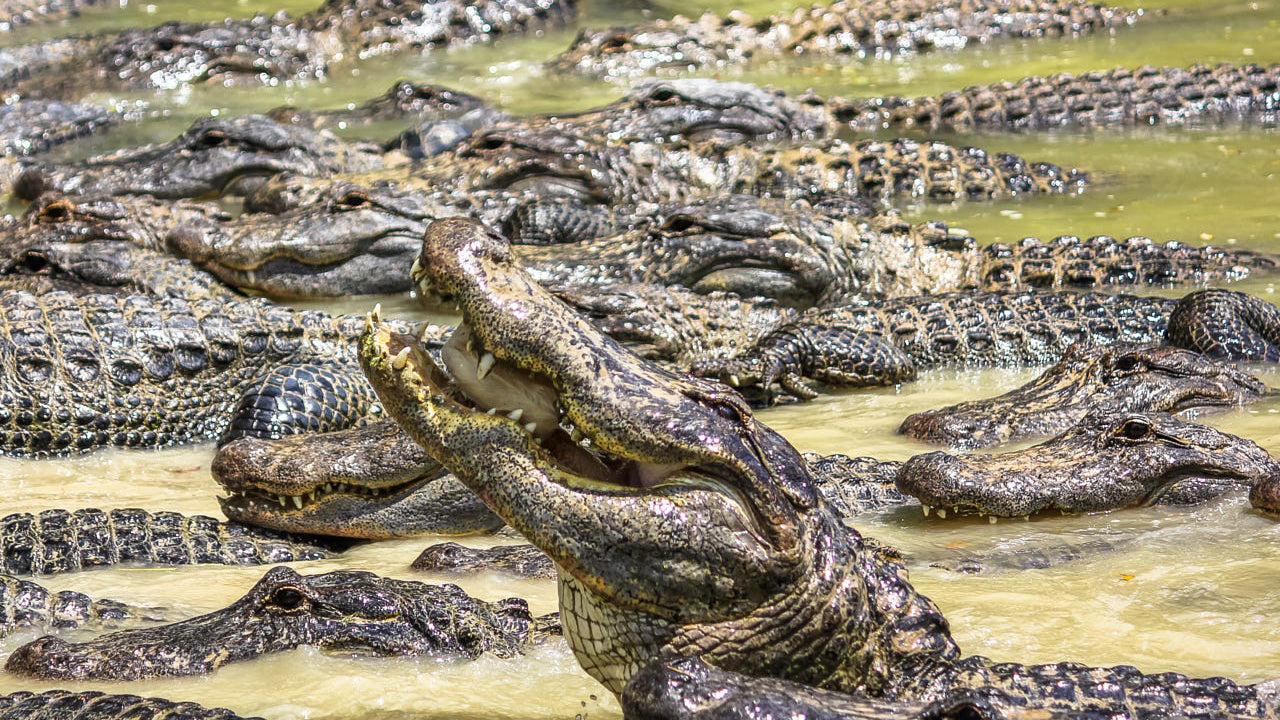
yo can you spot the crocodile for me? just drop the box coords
[840,62,1280,133]
[0,509,337,576]
[899,341,1269,448]
[896,408,1280,518]
[6,565,559,680]
[12,114,386,201]
[0,691,259,720]
[0,572,160,636]
[549,0,1138,79]
[694,287,1280,402]
[0,287,450,457]
[361,216,1279,717]
[4,0,576,98]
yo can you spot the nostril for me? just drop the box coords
[19,252,49,273]
[13,167,49,201]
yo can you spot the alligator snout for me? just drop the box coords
[4,635,83,679]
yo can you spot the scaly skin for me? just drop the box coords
[267,81,493,132]
[5,0,576,97]
[361,216,1278,716]
[0,572,161,636]
[550,0,1138,79]
[13,114,386,201]
[5,565,559,680]
[697,288,1280,402]
[1250,472,1280,518]
[0,0,111,31]
[897,409,1280,517]
[899,341,1269,448]
[0,691,259,720]
[0,288,442,456]
[840,62,1280,133]
[0,509,336,575]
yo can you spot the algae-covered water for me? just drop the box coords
[0,0,1278,717]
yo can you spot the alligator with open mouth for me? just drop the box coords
[358,216,1278,717]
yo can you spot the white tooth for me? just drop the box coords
[307,491,316,502]
[291,496,303,509]
[921,505,931,517]
[579,438,591,448]
[507,408,524,421]
[570,427,584,442]
[937,508,947,519]
[728,374,740,387]
[467,337,476,353]
[392,346,411,370]
[372,302,382,323]
[988,516,997,524]
[410,256,424,279]
[524,422,537,433]
[245,270,256,285]
[477,352,496,380]
[486,407,497,415]
[364,312,374,333]
[277,496,287,507]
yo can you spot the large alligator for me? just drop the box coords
[0,509,337,575]
[4,0,576,98]
[6,565,559,680]
[840,62,1280,133]
[694,287,1280,401]
[360,216,1279,717]
[0,571,160,635]
[899,341,1269,448]
[168,191,1278,301]
[0,691,259,720]
[13,114,387,200]
[550,0,1138,79]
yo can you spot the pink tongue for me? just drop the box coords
[441,324,561,439]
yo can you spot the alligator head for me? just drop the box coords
[4,566,542,680]
[897,409,1280,518]
[362,217,958,696]
[1250,471,1280,519]
[166,183,447,297]
[899,341,1268,449]
[442,127,614,204]
[269,81,490,130]
[14,115,382,200]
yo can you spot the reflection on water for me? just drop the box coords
[2,0,1279,715]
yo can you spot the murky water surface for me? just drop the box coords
[2,0,1279,716]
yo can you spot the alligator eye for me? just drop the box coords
[36,200,74,224]
[1117,418,1153,441]
[599,34,633,54]
[267,586,306,611]
[473,135,507,152]
[411,85,441,100]
[647,86,679,105]
[197,129,230,149]
[1113,355,1141,373]
[335,191,372,210]
[661,216,701,233]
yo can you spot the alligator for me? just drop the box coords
[0,571,161,635]
[412,542,558,578]
[4,0,576,98]
[13,114,389,201]
[897,408,1280,518]
[360,216,1279,717]
[0,287,453,456]
[694,287,1280,402]
[267,81,494,133]
[549,0,1138,79]
[0,0,112,31]
[6,565,559,680]
[0,509,337,575]
[899,341,1269,448]
[0,691,259,720]
[840,62,1280,133]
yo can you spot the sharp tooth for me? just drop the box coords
[728,374,740,387]
[486,407,497,415]
[245,270,256,285]
[524,422,537,433]
[988,515,997,524]
[392,346,411,370]
[507,408,524,421]
[364,312,374,333]
[937,508,947,519]
[467,337,476,353]
[372,302,382,323]
[410,256,424,280]
[277,496,287,507]
[921,505,931,517]
[307,491,316,502]
[477,352,496,380]
[291,496,303,509]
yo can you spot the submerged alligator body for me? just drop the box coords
[362,216,1279,718]
[899,341,1269,448]
[0,691,259,720]
[550,0,1138,78]
[0,509,335,575]
[6,565,559,680]
[0,572,159,636]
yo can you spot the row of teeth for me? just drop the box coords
[369,304,594,449]
[226,481,402,510]
[921,505,1033,523]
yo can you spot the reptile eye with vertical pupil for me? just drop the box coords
[268,586,306,610]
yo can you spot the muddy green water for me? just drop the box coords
[1,0,1279,716]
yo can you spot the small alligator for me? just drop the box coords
[550,0,1138,78]
[6,565,559,680]
[0,509,337,575]
[0,691,259,720]
[899,341,1269,448]
[694,287,1280,401]
[840,62,1280,133]
[896,408,1280,518]
[361,215,1279,717]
